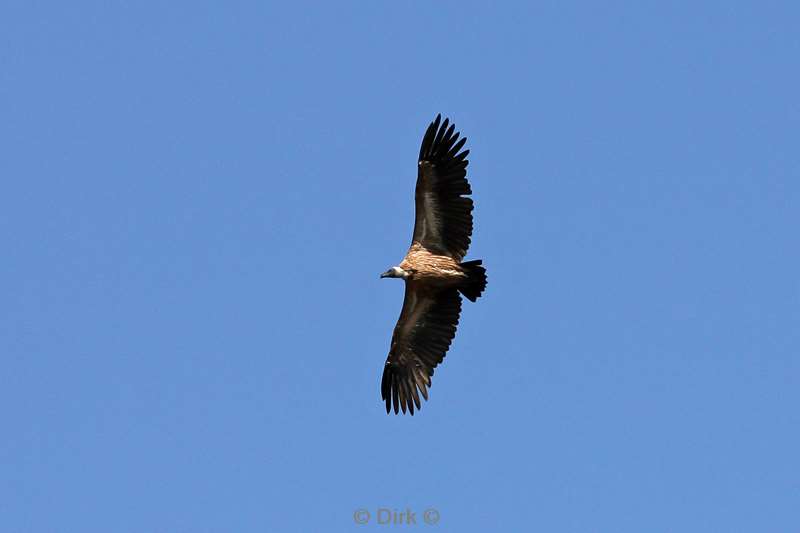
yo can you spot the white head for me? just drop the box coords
[380,266,409,279]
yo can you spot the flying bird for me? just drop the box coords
[379,114,487,415]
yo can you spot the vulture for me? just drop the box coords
[379,114,487,415]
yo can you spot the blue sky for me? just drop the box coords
[1,2,798,532]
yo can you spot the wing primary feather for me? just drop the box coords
[415,370,429,400]
[432,119,449,151]
[392,374,400,415]
[419,115,441,160]
[448,137,467,157]
[411,382,422,410]
[453,149,470,162]
[440,124,456,151]
[404,378,414,414]
[399,378,408,414]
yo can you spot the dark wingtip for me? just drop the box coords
[382,363,431,416]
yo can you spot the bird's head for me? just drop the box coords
[380,266,409,279]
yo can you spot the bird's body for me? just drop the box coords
[399,243,465,285]
[379,114,487,415]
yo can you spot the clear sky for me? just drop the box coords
[2,2,798,532]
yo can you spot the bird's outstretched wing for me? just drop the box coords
[381,285,462,415]
[412,114,473,261]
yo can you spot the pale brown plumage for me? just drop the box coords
[380,114,487,415]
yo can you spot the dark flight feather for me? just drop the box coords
[412,114,474,261]
[381,287,462,415]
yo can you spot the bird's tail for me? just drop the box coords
[458,260,487,302]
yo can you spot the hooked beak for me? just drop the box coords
[380,270,392,279]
